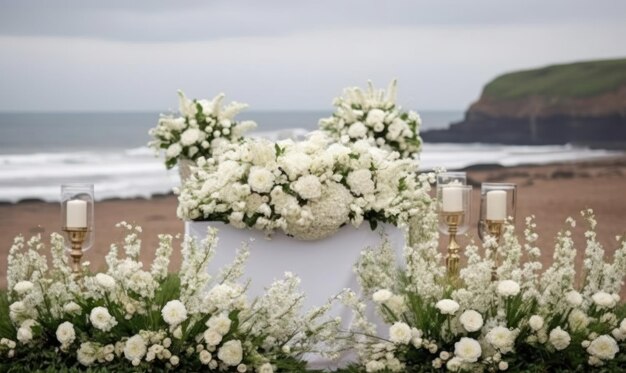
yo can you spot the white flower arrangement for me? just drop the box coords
[149,91,257,169]
[177,131,433,240]
[319,80,422,159]
[350,209,626,371]
[1,223,343,372]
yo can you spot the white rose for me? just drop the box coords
[389,322,412,345]
[180,128,201,146]
[56,321,76,346]
[372,289,393,303]
[248,166,275,194]
[77,342,98,366]
[486,326,517,353]
[89,307,117,332]
[63,302,81,314]
[528,315,544,331]
[436,299,460,315]
[346,169,375,196]
[17,324,33,343]
[217,340,243,366]
[166,143,182,159]
[13,281,34,295]
[459,310,483,332]
[366,109,386,127]
[587,335,619,360]
[498,361,509,371]
[204,329,223,346]
[497,280,521,297]
[454,337,482,363]
[568,309,590,331]
[565,290,583,306]
[548,327,571,351]
[95,273,116,290]
[620,318,626,334]
[592,292,616,308]
[199,350,212,364]
[446,357,462,372]
[124,335,147,361]
[292,175,322,200]
[373,122,385,132]
[161,300,188,326]
[347,122,367,138]
[258,362,274,373]
[207,313,232,335]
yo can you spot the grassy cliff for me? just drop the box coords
[482,58,626,101]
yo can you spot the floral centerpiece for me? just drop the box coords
[349,208,626,372]
[149,91,257,178]
[176,131,433,240]
[319,80,422,160]
[0,223,342,372]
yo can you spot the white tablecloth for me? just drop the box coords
[185,221,405,368]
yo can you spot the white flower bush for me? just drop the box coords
[350,209,626,371]
[149,91,257,169]
[319,80,422,159]
[177,131,432,240]
[1,223,343,371]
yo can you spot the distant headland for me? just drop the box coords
[422,58,626,147]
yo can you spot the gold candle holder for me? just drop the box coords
[486,219,504,281]
[442,211,464,283]
[63,226,89,278]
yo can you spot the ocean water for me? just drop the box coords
[0,111,619,202]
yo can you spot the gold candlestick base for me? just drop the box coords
[63,227,88,278]
[486,220,504,281]
[442,211,464,285]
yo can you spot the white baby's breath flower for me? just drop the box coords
[459,310,483,332]
[372,289,393,303]
[486,326,517,353]
[13,281,34,295]
[89,307,117,332]
[592,292,616,308]
[454,337,481,363]
[497,280,520,297]
[56,321,76,346]
[389,322,412,345]
[566,290,583,306]
[528,315,544,331]
[95,273,116,290]
[124,335,147,362]
[217,340,243,366]
[549,327,571,351]
[161,300,188,326]
[436,299,460,315]
[587,335,619,360]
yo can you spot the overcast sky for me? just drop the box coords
[0,0,625,111]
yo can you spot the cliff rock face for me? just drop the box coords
[423,59,626,145]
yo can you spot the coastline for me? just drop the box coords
[1,156,626,291]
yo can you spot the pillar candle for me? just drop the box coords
[486,190,507,220]
[442,187,463,212]
[66,199,87,228]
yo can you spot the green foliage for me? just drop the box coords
[0,289,16,339]
[482,58,626,100]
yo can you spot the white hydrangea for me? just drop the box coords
[459,310,483,332]
[436,299,460,315]
[217,340,243,366]
[89,307,117,332]
[497,280,521,297]
[587,335,619,361]
[56,321,76,346]
[346,169,375,196]
[389,322,412,345]
[486,326,517,354]
[292,175,322,200]
[161,300,188,326]
[454,337,482,363]
[124,335,147,362]
[348,122,367,138]
[548,327,571,351]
